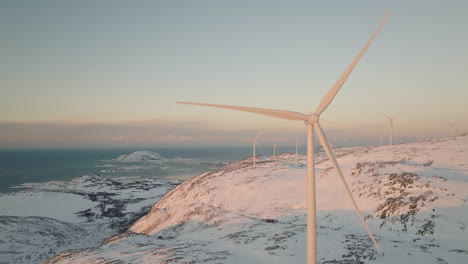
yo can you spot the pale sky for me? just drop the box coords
[1,0,467,148]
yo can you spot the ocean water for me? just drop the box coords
[0,146,300,194]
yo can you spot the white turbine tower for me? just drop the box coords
[296,137,299,162]
[273,144,277,157]
[253,130,261,166]
[449,122,456,139]
[178,13,389,264]
[384,113,399,146]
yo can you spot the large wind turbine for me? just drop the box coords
[449,122,456,139]
[178,13,389,264]
[253,130,261,166]
[384,113,399,146]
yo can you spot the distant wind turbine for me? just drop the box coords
[449,122,456,139]
[296,137,299,162]
[273,144,277,157]
[177,12,389,264]
[253,130,261,166]
[384,113,399,145]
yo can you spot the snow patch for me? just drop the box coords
[114,151,162,162]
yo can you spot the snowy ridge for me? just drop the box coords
[45,135,468,263]
[0,216,96,263]
[0,174,178,264]
[107,151,228,175]
[114,151,162,162]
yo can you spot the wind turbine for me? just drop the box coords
[273,144,277,157]
[178,13,389,264]
[449,122,456,139]
[253,130,261,166]
[384,113,399,146]
[296,137,299,162]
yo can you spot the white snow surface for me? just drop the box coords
[0,174,178,264]
[114,151,162,162]
[44,135,468,264]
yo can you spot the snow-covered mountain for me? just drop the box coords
[43,135,468,264]
[114,151,162,162]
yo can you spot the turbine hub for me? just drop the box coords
[305,113,319,125]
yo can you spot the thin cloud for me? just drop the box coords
[61,114,102,125]
[0,119,456,149]
[271,137,288,142]
[152,135,193,142]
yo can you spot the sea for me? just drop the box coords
[0,146,301,194]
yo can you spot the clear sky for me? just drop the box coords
[1,0,467,148]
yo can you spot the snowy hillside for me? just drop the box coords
[0,174,179,264]
[114,151,162,162]
[45,135,468,264]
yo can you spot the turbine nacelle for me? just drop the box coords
[305,113,320,125]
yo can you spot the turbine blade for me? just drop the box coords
[315,12,390,116]
[392,113,400,120]
[315,123,381,251]
[255,130,262,140]
[177,102,309,121]
[384,113,391,120]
